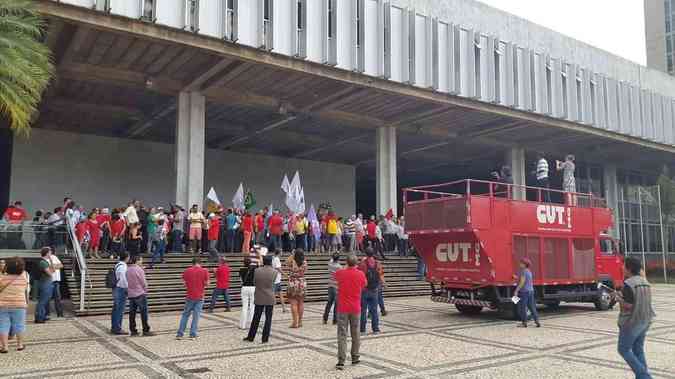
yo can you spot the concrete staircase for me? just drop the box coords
[62,253,430,316]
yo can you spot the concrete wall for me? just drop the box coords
[10,129,355,216]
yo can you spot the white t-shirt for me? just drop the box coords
[49,255,62,282]
[272,256,282,284]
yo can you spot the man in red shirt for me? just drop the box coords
[207,214,220,262]
[268,211,283,251]
[176,257,210,339]
[334,254,367,370]
[3,201,27,224]
[208,257,231,313]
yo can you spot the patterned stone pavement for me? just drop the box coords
[3,286,675,378]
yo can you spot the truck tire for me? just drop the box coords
[455,304,483,315]
[497,303,518,320]
[594,288,612,311]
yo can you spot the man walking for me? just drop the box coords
[334,254,367,370]
[358,248,383,334]
[35,247,54,323]
[126,256,154,336]
[243,255,277,343]
[176,257,210,339]
[47,251,64,318]
[615,257,656,379]
[208,257,232,312]
[111,251,129,334]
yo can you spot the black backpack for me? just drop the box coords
[105,263,121,289]
[365,262,380,290]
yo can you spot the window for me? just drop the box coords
[185,0,199,32]
[356,0,361,48]
[576,71,583,121]
[561,68,568,117]
[543,238,570,279]
[261,0,273,50]
[295,0,306,58]
[474,37,481,98]
[141,0,156,22]
[572,239,596,279]
[494,45,502,103]
[590,79,597,124]
[297,1,303,29]
[545,61,552,115]
[328,0,334,39]
[600,238,614,256]
[224,0,237,41]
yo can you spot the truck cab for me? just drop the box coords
[403,179,625,318]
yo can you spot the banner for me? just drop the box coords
[307,204,321,240]
[244,190,256,211]
[206,187,221,213]
[232,183,244,211]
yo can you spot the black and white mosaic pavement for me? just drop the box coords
[3,286,675,378]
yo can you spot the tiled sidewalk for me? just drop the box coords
[3,286,675,378]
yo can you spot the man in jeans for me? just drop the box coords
[170,206,185,253]
[358,248,383,335]
[111,251,129,335]
[615,257,656,379]
[208,257,231,312]
[323,252,342,324]
[35,247,54,323]
[176,257,210,339]
[47,252,64,318]
[334,254,367,370]
[126,256,154,337]
[243,255,277,343]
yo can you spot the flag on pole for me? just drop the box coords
[244,190,256,211]
[298,187,306,213]
[206,187,221,213]
[281,174,290,194]
[286,171,302,213]
[232,183,245,211]
[385,208,394,220]
[307,204,321,240]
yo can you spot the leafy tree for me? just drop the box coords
[0,0,54,136]
[657,167,675,220]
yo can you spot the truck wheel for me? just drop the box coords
[455,304,483,315]
[594,288,611,311]
[497,303,518,320]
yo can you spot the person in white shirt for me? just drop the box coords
[272,249,286,312]
[46,254,64,318]
[122,201,139,225]
[111,252,129,335]
[396,217,409,257]
[534,154,551,202]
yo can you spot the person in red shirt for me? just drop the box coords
[268,211,283,251]
[241,212,253,253]
[254,211,265,244]
[75,220,89,249]
[3,201,27,224]
[208,257,231,312]
[207,214,220,262]
[109,214,126,258]
[96,209,112,254]
[334,254,367,370]
[176,257,210,339]
[86,212,102,259]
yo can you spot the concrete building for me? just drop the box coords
[2,0,675,253]
[646,0,670,74]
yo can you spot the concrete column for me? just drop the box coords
[603,165,620,238]
[376,126,397,216]
[506,147,526,201]
[174,91,206,208]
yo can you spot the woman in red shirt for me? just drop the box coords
[86,212,102,259]
[241,212,253,253]
[207,214,220,261]
[109,214,126,259]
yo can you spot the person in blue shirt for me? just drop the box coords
[225,209,238,253]
[515,257,540,328]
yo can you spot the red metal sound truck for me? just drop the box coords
[403,179,624,318]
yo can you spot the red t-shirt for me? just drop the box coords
[96,214,111,229]
[335,267,367,314]
[215,264,230,289]
[208,218,220,241]
[183,265,210,300]
[4,207,26,224]
[269,215,282,236]
[255,215,264,232]
[75,222,88,242]
[242,215,253,233]
[110,219,125,239]
[86,219,101,238]
[366,221,377,239]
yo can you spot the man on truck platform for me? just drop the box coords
[614,257,656,379]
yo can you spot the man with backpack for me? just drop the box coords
[358,248,383,335]
[107,251,129,335]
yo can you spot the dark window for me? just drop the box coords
[356,0,361,46]
[263,0,270,21]
[600,238,614,256]
[328,0,333,38]
[297,1,303,29]
[227,0,234,8]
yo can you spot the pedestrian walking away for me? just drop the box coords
[176,257,210,339]
[239,258,256,329]
[34,247,54,324]
[126,256,154,337]
[358,248,383,334]
[615,257,656,379]
[334,254,367,370]
[110,251,129,334]
[46,252,64,318]
[209,257,232,312]
[243,255,277,343]
[515,257,540,328]
[0,257,29,353]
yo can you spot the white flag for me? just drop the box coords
[298,187,306,213]
[288,171,302,212]
[206,187,221,205]
[281,174,291,194]
[232,183,245,211]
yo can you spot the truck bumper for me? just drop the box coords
[431,295,493,308]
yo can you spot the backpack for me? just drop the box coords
[327,219,338,235]
[365,261,380,290]
[105,263,121,289]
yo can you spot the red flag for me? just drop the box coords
[385,208,394,220]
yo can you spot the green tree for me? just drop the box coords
[0,0,54,136]
[658,167,675,220]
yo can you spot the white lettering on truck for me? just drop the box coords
[536,205,572,228]
[435,243,479,264]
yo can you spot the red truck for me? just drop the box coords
[403,179,624,318]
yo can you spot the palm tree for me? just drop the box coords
[0,0,54,136]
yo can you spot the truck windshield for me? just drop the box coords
[600,239,614,256]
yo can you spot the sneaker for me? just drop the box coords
[381,310,388,317]
[111,330,128,335]
[129,331,139,337]
[242,337,254,342]
[323,320,327,325]
[535,322,541,328]
[142,331,156,337]
[189,335,198,340]
[335,363,345,370]
[372,331,381,335]
[332,320,337,325]
[175,336,183,340]
[517,323,527,328]
[351,359,361,365]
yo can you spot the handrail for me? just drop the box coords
[64,213,88,312]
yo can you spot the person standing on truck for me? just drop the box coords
[556,154,577,206]
[514,258,540,328]
[534,154,551,203]
[614,256,656,379]
[358,248,383,334]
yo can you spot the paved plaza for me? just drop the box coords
[3,286,675,379]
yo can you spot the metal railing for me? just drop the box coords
[63,213,89,312]
[0,222,68,253]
